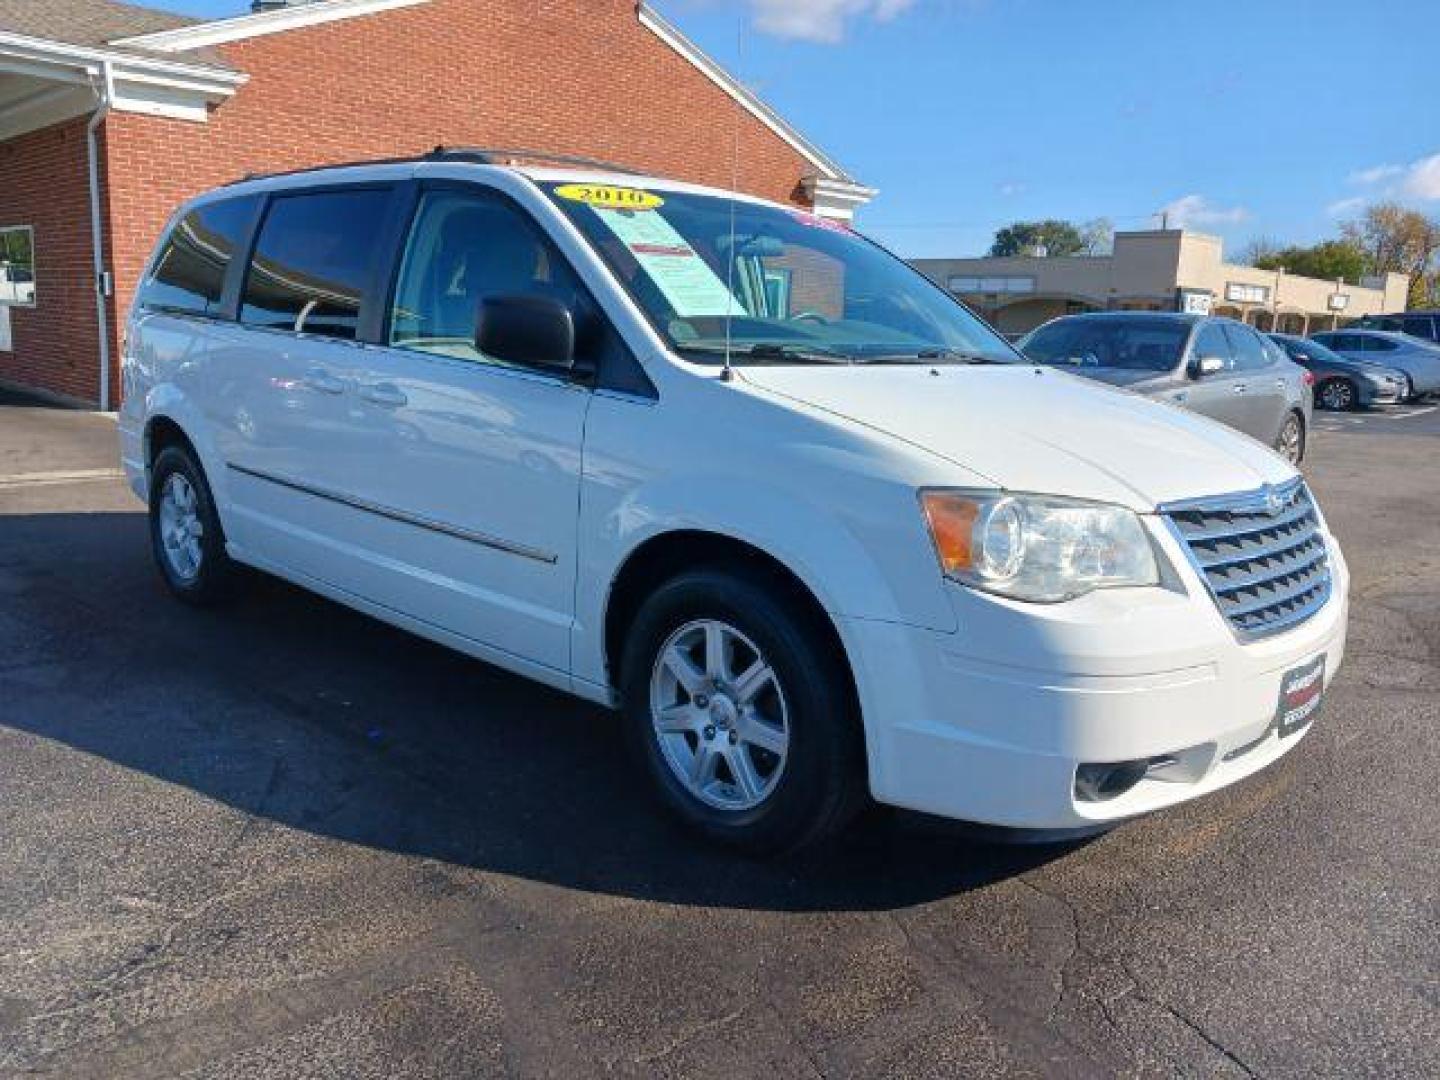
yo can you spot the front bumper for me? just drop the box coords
[842,529,1350,830]
[1360,381,1405,407]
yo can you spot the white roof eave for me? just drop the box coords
[112,0,431,53]
[0,31,246,96]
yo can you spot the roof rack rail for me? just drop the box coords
[425,146,643,175]
[226,146,644,188]
[231,153,420,185]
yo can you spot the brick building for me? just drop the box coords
[0,0,874,406]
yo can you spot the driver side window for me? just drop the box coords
[389,190,583,366]
[1224,324,1271,371]
[1191,323,1234,371]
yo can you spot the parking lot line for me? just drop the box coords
[0,467,124,489]
[1388,406,1438,421]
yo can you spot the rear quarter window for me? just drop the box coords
[139,196,259,316]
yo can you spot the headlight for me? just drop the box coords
[920,490,1160,602]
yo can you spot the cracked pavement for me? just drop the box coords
[1,388,1436,1078]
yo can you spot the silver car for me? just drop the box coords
[1309,329,1440,398]
[1018,312,1313,463]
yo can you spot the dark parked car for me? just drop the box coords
[1017,312,1313,463]
[1268,333,1408,410]
[1353,310,1440,345]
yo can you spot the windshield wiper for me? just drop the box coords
[678,342,853,365]
[859,348,1006,365]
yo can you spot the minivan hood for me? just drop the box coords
[738,364,1296,510]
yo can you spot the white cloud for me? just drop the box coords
[1158,194,1249,230]
[1398,153,1440,200]
[1346,152,1440,202]
[749,0,917,43]
[1349,164,1404,186]
[1326,196,1367,217]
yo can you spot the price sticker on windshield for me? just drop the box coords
[555,184,664,211]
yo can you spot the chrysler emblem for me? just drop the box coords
[1265,487,1287,513]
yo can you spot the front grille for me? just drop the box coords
[1163,480,1332,640]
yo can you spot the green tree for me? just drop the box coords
[989,220,1087,257]
[1252,240,1367,284]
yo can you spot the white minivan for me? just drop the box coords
[120,150,1348,853]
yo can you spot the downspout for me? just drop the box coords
[86,60,115,411]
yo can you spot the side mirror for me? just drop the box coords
[476,295,575,371]
[1193,355,1225,378]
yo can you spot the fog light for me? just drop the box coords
[1074,759,1149,802]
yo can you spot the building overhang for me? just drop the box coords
[0,32,245,142]
[800,175,879,222]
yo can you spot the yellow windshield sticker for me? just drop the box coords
[555,184,664,211]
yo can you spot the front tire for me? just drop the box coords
[1274,411,1306,465]
[149,444,239,606]
[1316,378,1358,411]
[619,568,865,856]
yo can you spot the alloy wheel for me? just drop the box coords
[648,619,790,812]
[1320,381,1354,411]
[158,473,204,581]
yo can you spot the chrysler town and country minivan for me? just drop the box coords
[120,150,1349,853]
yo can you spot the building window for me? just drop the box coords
[1224,282,1269,304]
[0,226,36,307]
[948,275,1035,295]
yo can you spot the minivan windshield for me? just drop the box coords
[1020,317,1190,372]
[542,183,1017,366]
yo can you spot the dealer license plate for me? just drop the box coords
[1275,655,1325,738]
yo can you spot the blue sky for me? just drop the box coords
[151,0,1439,258]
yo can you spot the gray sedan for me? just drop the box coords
[1269,333,1408,409]
[1018,312,1313,463]
[1310,329,1440,397]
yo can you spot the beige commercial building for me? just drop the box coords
[913,230,1410,338]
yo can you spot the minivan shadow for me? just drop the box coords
[1,510,1090,914]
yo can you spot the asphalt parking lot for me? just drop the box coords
[1,390,1436,1079]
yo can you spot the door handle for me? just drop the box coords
[303,369,345,395]
[359,382,408,408]
[1232,383,1248,394]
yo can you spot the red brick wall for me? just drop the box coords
[92,0,822,403]
[0,120,109,403]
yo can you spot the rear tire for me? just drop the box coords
[1316,379,1358,412]
[619,567,866,856]
[149,444,239,606]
